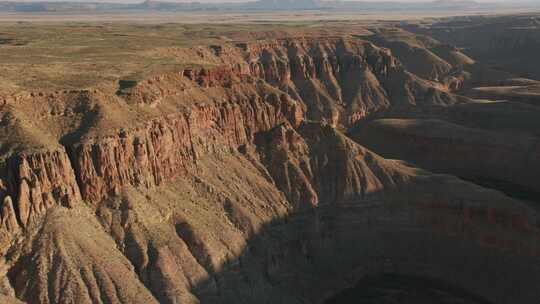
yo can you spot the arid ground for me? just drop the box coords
[0,9,540,304]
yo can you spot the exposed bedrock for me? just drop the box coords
[255,122,411,208]
[404,15,540,80]
[6,121,540,304]
[8,206,160,304]
[0,36,465,235]
[68,90,302,204]
[0,35,538,304]
[0,150,81,238]
[350,118,540,196]
[123,37,466,126]
[195,198,540,304]
[192,125,540,304]
[242,38,468,124]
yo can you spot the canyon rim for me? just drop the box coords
[1,5,540,304]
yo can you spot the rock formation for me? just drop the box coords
[350,118,540,195]
[0,28,539,304]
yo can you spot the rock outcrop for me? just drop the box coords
[122,37,467,127]
[256,122,411,208]
[0,150,81,233]
[9,207,159,304]
[405,14,540,80]
[350,118,540,195]
[70,88,302,204]
[0,32,538,304]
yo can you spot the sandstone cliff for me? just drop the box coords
[0,33,538,304]
[123,37,467,126]
[256,122,412,208]
[0,150,81,232]
[0,36,468,240]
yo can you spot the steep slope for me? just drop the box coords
[3,116,537,304]
[128,37,467,126]
[256,122,413,208]
[195,122,540,304]
[8,206,159,304]
[366,27,540,93]
[365,28,455,82]
[350,118,540,197]
[0,32,538,304]
[240,38,467,125]
[0,35,471,240]
[405,14,540,80]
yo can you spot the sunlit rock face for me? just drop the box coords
[0,24,540,304]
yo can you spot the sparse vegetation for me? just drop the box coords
[0,21,335,92]
[1,11,540,304]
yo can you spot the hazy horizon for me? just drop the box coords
[1,0,536,3]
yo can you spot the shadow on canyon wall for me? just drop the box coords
[186,196,540,304]
[325,273,494,304]
[459,176,540,205]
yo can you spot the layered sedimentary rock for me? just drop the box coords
[0,33,539,304]
[124,37,466,126]
[350,118,540,194]
[70,87,302,204]
[0,150,81,231]
[195,123,540,304]
[365,29,456,82]
[57,37,466,207]
[243,38,467,124]
[256,122,411,208]
[405,15,540,80]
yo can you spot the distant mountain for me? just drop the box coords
[433,0,478,4]
[431,0,481,9]
[0,0,536,12]
[245,0,321,10]
[0,1,128,12]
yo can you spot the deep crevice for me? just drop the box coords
[459,175,540,204]
[325,274,495,304]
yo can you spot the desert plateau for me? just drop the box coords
[0,1,540,303]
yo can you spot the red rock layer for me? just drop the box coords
[256,122,411,208]
[69,93,302,204]
[124,38,463,125]
[0,37,462,238]
[0,150,81,233]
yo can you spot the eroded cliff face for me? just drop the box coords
[0,34,539,304]
[0,36,463,237]
[256,122,411,208]
[70,85,302,204]
[350,118,540,195]
[404,15,540,81]
[123,37,466,126]
[0,150,81,236]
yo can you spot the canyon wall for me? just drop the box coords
[0,36,465,237]
[351,118,540,195]
[69,93,302,204]
[0,36,538,304]
[0,150,81,237]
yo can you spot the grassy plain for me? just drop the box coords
[0,22,297,91]
[1,8,526,93]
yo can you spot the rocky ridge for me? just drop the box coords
[0,36,464,238]
[0,34,539,304]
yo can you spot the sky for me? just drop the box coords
[8,0,539,4]
[113,0,534,2]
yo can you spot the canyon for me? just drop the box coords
[0,14,540,304]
